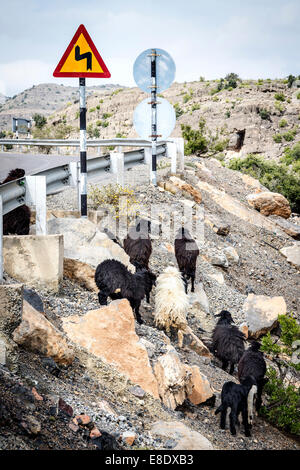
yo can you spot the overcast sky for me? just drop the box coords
[0,0,299,96]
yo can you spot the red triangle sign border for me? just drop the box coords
[53,24,111,78]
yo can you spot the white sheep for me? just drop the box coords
[154,266,189,332]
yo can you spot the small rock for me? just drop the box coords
[129,385,146,399]
[90,427,102,439]
[122,431,136,446]
[74,414,91,426]
[21,415,41,435]
[58,398,73,417]
[32,387,43,401]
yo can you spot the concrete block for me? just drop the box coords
[3,235,63,292]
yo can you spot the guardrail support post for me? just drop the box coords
[0,196,3,280]
[173,137,185,172]
[144,147,152,182]
[69,161,80,211]
[25,176,47,235]
[110,152,124,186]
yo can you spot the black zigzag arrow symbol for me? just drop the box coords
[75,45,92,70]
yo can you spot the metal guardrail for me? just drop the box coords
[0,140,167,215]
[0,138,162,148]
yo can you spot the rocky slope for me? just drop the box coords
[17,77,300,162]
[0,154,299,451]
[0,83,123,132]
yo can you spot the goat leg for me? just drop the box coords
[241,407,251,437]
[98,291,108,305]
[229,409,237,435]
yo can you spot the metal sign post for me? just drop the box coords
[150,49,157,185]
[0,195,3,281]
[53,24,110,217]
[133,48,176,185]
[79,78,87,217]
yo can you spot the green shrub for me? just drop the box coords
[225,110,231,118]
[174,103,184,119]
[280,143,300,169]
[183,93,192,103]
[261,332,281,355]
[279,119,288,128]
[275,101,285,114]
[227,154,300,212]
[287,75,296,88]
[89,107,96,113]
[297,92,300,100]
[273,133,282,143]
[102,113,112,119]
[259,109,271,120]
[275,92,285,102]
[278,313,300,348]
[191,103,200,111]
[32,113,47,129]
[282,130,295,141]
[181,118,208,155]
[261,367,300,435]
[224,73,239,89]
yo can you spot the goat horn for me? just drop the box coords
[114,288,121,293]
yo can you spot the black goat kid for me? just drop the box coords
[211,310,245,375]
[215,375,257,437]
[174,227,199,293]
[94,259,151,324]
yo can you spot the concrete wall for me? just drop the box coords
[3,235,63,292]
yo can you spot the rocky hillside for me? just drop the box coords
[0,153,299,450]
[27,77,300,162]
[0,83,123,132]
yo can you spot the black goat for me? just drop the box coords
[132,261,156,304]
[215,375,257,437]
[94,259,151,324]
[238,341,267,413]
[123,218,152,269]
[174,227,199,293]
[1,169,31,235]
[211,310,246,375]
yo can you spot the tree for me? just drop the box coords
[32,113,47,129]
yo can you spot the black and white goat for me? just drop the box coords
[238,341,267,415]
[174,227,199,293]
[211,310,246,375]
[94,259,154,324]
[215,375,257,437]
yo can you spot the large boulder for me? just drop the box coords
[280,243,300,268]
[13,300,75,365]
[186,365,214,405]
[62,299,159,398]
[153,347,192,410]
[150,421,214,450]
[269,216,300,240]
[243,294,287,339]
[246,192,291,219]
[46,218,132,289]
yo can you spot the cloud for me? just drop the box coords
[0,60,54,96]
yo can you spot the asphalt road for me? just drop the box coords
[0,152,80,181]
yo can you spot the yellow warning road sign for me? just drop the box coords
[53,24,110,78]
